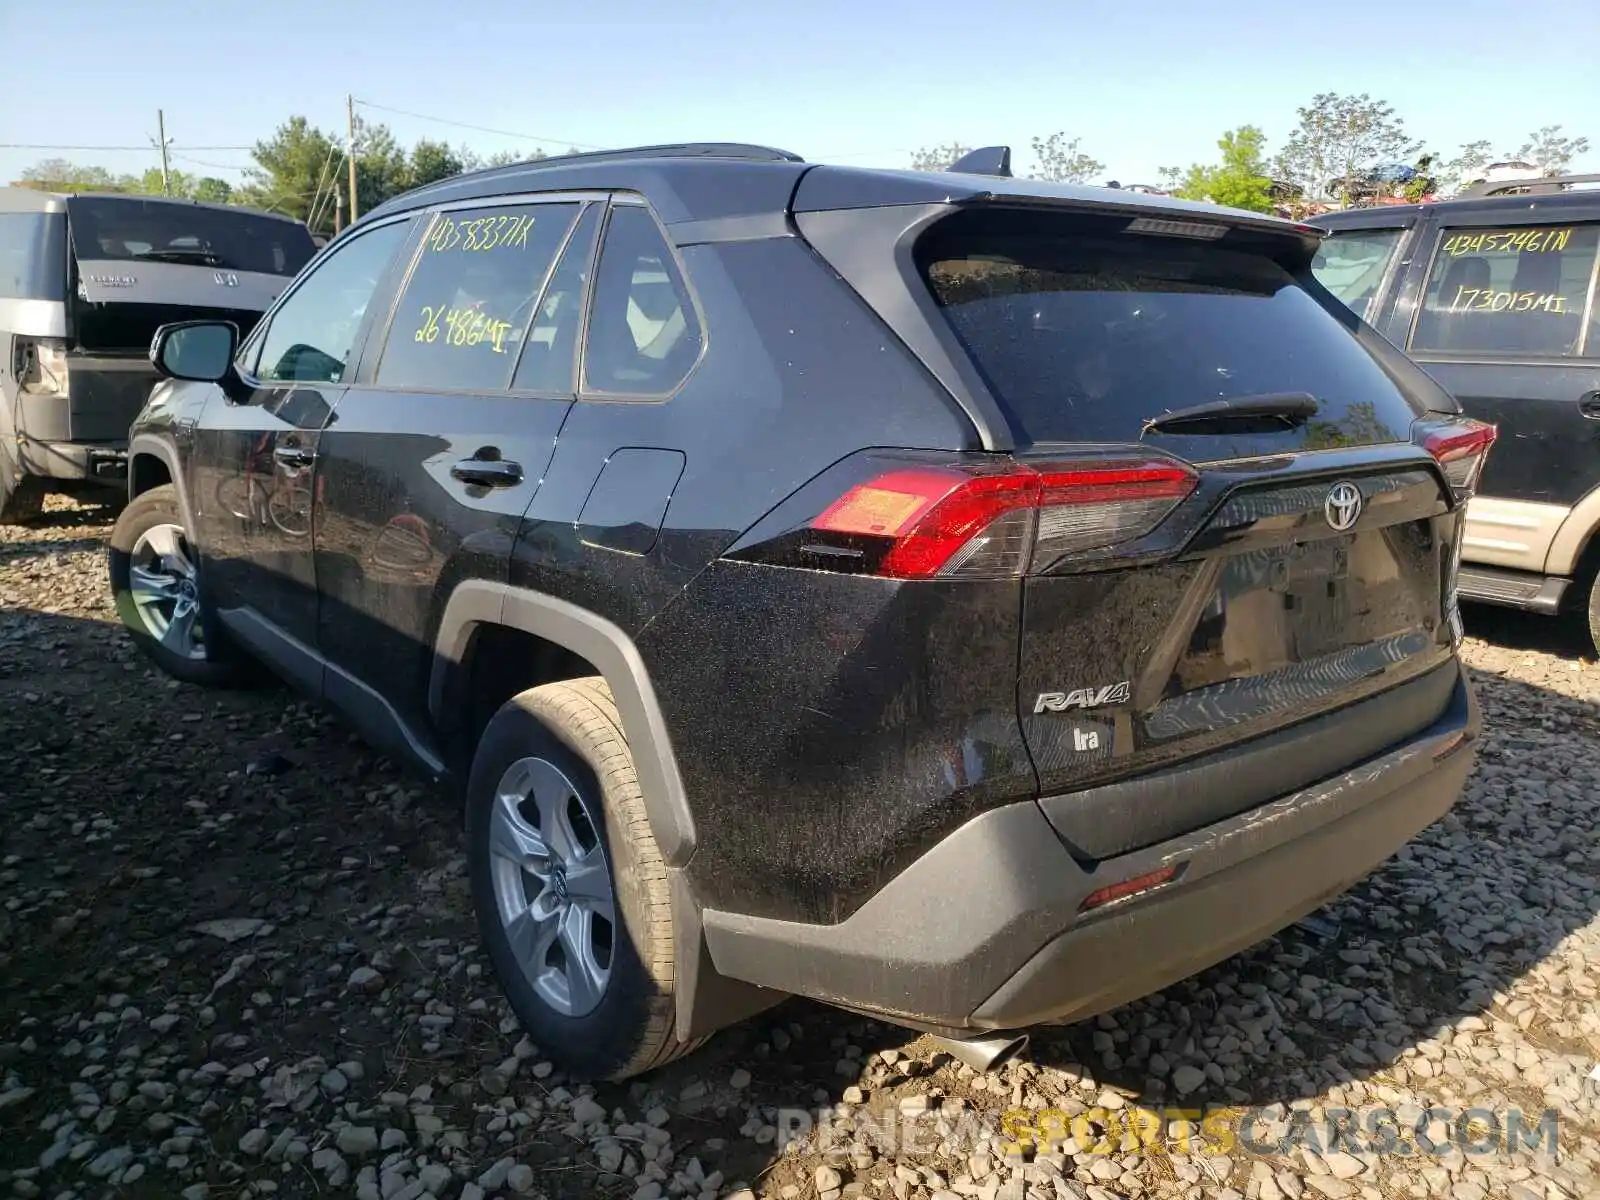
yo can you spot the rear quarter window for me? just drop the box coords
[1409,223,1600,358]
[1310,228,1405,320]
[0,212,66,300]
[917,208,1426,459]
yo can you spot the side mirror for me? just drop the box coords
[150,320,239,383]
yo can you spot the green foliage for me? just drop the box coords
[909,143,972,173]
[1274,92,1421,202]
[1172,126,1274,213]
[1028,132,1102,184]
[1517,125,1591,177]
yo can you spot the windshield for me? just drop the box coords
[917,208,1423,459]
[66,196,316,277]
[1310,228,1405,319]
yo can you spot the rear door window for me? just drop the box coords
[64,196,316,277]
[917,208,1423,457]
[1310,228,1405,319]
[375,202,578,393]
[1409,223,1600,358]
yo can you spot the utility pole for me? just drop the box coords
[346,94,359,223]
[155,109,172,195]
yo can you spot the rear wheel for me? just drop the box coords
[466,677,702,1080]
[108,485,244,686]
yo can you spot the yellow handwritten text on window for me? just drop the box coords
[414,303,514,352]
[425,213,536,255]
[1448,287,1569,314]
[1443,228,1573,257]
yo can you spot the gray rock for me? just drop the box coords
[507,1164,536,1194]
[478,1157,514,1189]
[1171,1065,1206,1095]
[337,1125,379,1156]
[347,966,386,994]
[238,1127,271,1156]
[572,1095,607,1125]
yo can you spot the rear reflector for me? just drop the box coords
[1422,419,1497,498]
[810,457,1197,579]
[1079,865,1180,913]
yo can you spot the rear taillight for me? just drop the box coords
[807,457,1198,579]
[1422,418,1497,499]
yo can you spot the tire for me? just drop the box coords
[466,677,703,1080]
[1588,570,1600,659]
[108,485,244,686]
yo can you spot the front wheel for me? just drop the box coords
[466,678,702,1080]
[108,485,244,686]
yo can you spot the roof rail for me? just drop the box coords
[487,142,802,172]
[1458,172,1600,198]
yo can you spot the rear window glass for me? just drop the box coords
[0,212,66,300]
[1410,223,1600,358]
[1310,228,1404,319]
[918,210,1422,454]
[65,196,316,277]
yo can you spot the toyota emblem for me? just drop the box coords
[1324,481,1363,532]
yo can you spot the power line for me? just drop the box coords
[1,142,254,152]
[352,99,606,151]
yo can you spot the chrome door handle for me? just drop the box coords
[1578,391,1600,420]
[273,444,315,467]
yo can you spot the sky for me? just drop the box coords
[3,0,1598,191]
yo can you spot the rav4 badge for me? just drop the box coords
[1034,681,1131,714]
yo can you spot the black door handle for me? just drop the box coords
[273,444,315,467]
[1579,391,1600,420]
[450,459,524,487]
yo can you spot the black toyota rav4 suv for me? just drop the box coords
[110,143,1489,1080]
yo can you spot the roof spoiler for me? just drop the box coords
[947,146,1013,179]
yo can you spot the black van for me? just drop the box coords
[0,188,316,521]
[1309,176,1600,652]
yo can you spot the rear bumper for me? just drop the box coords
[701,661,1479,1033]
[18,438,128,486]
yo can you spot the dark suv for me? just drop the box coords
[1309,177,1600,651]
[110,143,1489,1081]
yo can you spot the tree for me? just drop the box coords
[240,116,343,230]
[1517,125,1591,177]
[16,159,128,192]
[193,177,234,204]
[1274,93,1421,203]
[1171,126,1275,213]
[1029,132,1103,184]
[352,117,411,213]
[485,148,545,168]
[909,143,971,173]
[408,138,468,188]
[1438,139,1493,195]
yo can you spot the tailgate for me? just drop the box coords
[1020,461,1459,858]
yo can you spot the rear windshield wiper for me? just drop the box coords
[1141,392,1319,436]
[131,248,231,267]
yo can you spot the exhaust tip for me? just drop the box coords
[928,1030,1030,1073]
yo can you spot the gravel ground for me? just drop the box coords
[3,496,1599,1200]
